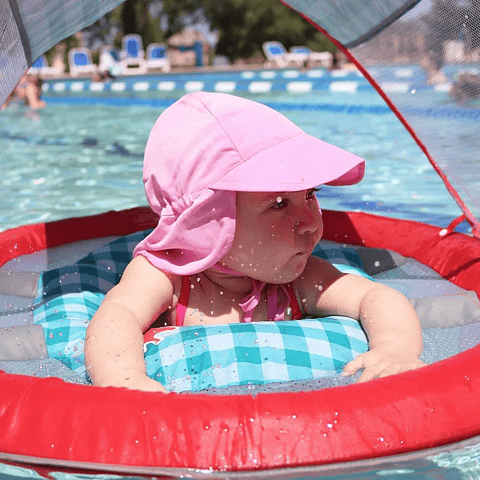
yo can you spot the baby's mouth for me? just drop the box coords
[300,241,317,256]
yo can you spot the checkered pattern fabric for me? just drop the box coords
[35,229,152,306]
[144,319,368,392]
[32,230,370,388]
[33,229,150,380]
[33,289,104,381]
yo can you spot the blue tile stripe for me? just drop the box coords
[42,66,445,97]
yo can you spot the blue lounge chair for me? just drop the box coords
[29,55,63,76]
[290,46,333,68]
[146,43,170,72]
[262,41,314,68]
[120,34,147,74]
[68,48,97,77]
[262,41,289,68]
[30,56,47,73]
[99,46,124,75]
[289,46,311,64]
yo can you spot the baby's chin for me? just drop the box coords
[218,251,312,284]
[259,254,312,285]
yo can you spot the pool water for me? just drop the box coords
[0,90,463,234]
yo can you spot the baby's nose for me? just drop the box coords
[295,207,321,234]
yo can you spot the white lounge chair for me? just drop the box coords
[289,47,334,68]
[262,41,312,68]
[99,46,124,75]
[120,34,147,74]
[29,55,63,77]
[262,41,290,68]
[288,46,311,65]
[68,48,97,77]
[146,43,170,72]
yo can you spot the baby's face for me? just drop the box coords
[220,189,323,284]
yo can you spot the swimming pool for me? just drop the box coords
[0,89,463,234]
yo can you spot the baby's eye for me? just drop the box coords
[306,187,321,200]
[272,196,288,209]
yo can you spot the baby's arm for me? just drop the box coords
[298,256,424,382]
[84,256,174,392]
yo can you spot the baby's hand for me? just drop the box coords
[342,343,425,383]
[125,376,169,393]
[96,374,168,393]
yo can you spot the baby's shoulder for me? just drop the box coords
[291,256,348,316]
[122,256,181,294]
[294,255,345,294]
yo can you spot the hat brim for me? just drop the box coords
[211,132,365,192]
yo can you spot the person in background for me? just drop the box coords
[450,71,480,103]
[1,73,46,110]
[421,50,449,85]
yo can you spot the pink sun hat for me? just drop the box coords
[133,92,365,274]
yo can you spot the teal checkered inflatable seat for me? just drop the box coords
[144,320,367,392]
[33,230,369,391]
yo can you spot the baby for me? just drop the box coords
[84,92,424,392]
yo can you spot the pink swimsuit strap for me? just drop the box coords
[175,275,191,327]
[175,276,303,327]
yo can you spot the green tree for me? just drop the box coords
[161,0,205,34]
[50,0,336,65]
[203,0,335,61]
[113,0,167,48]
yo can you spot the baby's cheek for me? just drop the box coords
[315,210,324,239]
